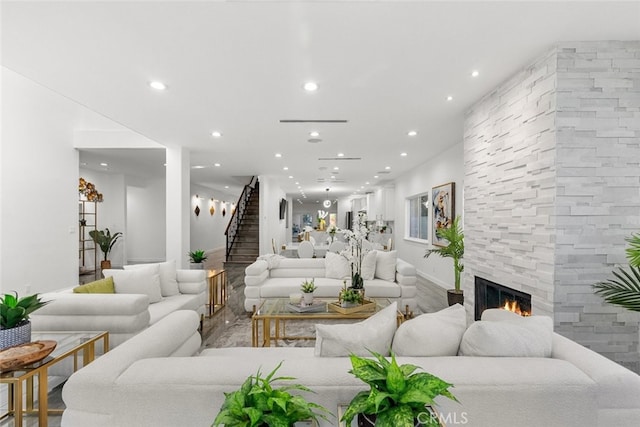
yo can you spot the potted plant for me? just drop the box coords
[188,249,208,269]
[341,350,457,427]
[424,216,464,306]
[0,292,49,350]
[339,287,363,308]
[89,228,123,270]
[300,279,317,306]
[593,232,640,312]
[213,361,331,427]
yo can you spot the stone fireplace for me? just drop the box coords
[474,276,532,321]
[463,41,640,373]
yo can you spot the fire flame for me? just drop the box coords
[502,300,531,317]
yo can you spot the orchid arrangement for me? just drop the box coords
[341,212,370,289]
[327,224,339,242]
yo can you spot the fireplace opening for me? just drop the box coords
[475,276,532,320]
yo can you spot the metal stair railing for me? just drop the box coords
[225,176,257,261]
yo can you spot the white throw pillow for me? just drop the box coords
[104,264,163,303]
[458,315,553,357]
[124,260,179,296]
[325,252,350,280]
[360,250,377,280]
[314,302,398,357]
[375,250,397,281]
[392,303,467,356]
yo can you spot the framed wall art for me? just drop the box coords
[432,182,455,247]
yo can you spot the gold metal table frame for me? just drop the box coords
[207,269,228,317]
[251,298,404,347]
[0,331,109,427]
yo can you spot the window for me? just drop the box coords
[407,194,429,241]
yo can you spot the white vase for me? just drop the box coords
[302,292,314,306]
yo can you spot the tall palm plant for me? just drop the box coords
[425,216,464,292]
[593,233,640,312]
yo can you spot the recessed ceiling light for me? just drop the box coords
[337,153,344,157]
[163,163,167,167]
[331,175,336,179]
[385,166,391,170]
[275,153,282,158]
[214,163,221,167]
[366,182,370,185]
[149,81,167,90]
[211,131,223,138]
[374,175,379,179]
[80,162,87,166]
[295,182,299,185]
[401,152,408,157]
[407,130,418,137]
[283,166,289,170]
[288,175,293,179]
[333,166,339,170]
[446,96,453,101]
[360,186,365,189]
[224,186,229,189]
[192,165,205,169]
[298,186,301,189]
[310,131,320,137]
[100,162,108,167]
[303,81,318,92]
[471,70,480,77]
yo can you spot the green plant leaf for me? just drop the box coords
[593,266,640,312]
[385,356,407,396]
[341,391,371,425]
[376,404,415,427]
[626,233,640,267]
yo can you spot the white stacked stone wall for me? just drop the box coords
[464,41,640,372]
[555,41,640,372]
[464,49,558,319]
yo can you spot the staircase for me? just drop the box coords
[224,179,260,286]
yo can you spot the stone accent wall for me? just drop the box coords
[555,41,640,372]
[464,49,558,319]
[464,41,640,372]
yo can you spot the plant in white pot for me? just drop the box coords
[0,292,49,350]
[300,279,317,306]
[187,249,208,269]
[424,216,464,306]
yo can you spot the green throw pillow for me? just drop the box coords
[73,276,115,294]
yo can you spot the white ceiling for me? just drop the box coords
[3,1,640,201]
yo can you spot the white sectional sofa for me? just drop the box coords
[61,309,640,427]
[244,253,417,312]
[31,262,206,348]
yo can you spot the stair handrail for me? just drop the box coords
[225,176,257,260]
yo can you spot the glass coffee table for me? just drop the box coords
[251,298,403,347]
[0,330,109,427]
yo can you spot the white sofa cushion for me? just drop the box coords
[459,315,553,357]
[360,250,377,280]
[325,252,350,280]
[392,303,467,356]
[375,250,397,281]
[104,265,162,303]
[314,302,398,357]
[124,260,179,297]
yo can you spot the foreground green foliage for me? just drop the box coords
[342,350,457,427]
[0,292,49,329]
[213,361,330,427]
[593,232,640,312]
[300,279,317,294]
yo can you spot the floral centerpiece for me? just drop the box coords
[327,225,338,243]
[341,212,370,289]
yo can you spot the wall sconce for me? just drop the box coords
[222,201,227,217]
[209,198,215,216]
[194,194,201,216]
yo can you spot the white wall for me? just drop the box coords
[258,176,287,255]
[127,176,166,263]
[189,183,237,256]
[393,142,464,289]
[1,68,83,293]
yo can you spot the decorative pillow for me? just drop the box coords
[314,302,398,357]
[325,252,350,280]
[458,315,553,357]
[360,250,377,280]
[124,260,179,296]
[375,250,397,281]
[392,303,467,356]
[73,276,115,294]
[103,264,162,303]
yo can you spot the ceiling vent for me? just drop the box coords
[280,119,348,123]
[376,171,392,174]
[318,157,362,161]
